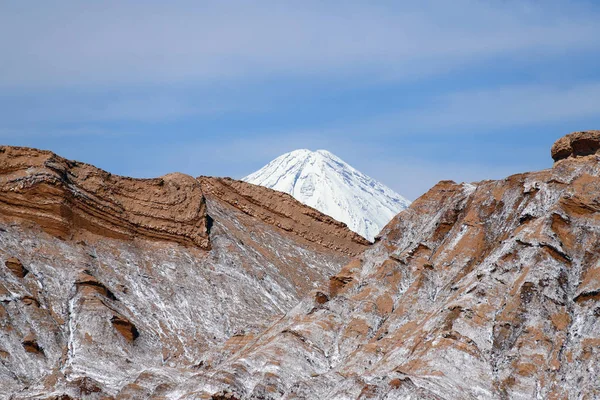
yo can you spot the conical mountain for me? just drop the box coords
[243,149,411,241]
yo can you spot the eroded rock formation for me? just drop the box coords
[199,177,370,256]
[2,132,599,399]
[0,146,211,249]
[0,146,366,399]
[4,257,28,278]
[173,132,600,399]
[551,130,600,162]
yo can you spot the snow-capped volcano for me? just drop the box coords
[243,149,411,241]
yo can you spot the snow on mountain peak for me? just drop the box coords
[243,149,411,241]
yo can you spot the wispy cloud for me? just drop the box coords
[360,81,600,135]
[1,1,598,88]
[0,91,246,126]
[1,1,598,201]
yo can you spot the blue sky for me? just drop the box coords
[1,1,600,200]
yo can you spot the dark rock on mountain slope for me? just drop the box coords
[0,146,366,398]
[0,146,212,249]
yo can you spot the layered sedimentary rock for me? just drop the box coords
[174,132,600,399]
[0,146,211,249]
[199,177,369,256]
[0,146,366,398]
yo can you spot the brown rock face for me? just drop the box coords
[111,315,139,343]
[551,130,600,161]
[4,257,28,278]
[8,131,600,399]
[198,177,370,256]
[22,333,43,355]
[75,271,115,298]
[0,145,364,398]
[0,146,211,249]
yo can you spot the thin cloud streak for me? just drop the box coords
[0,1,598,203]
[341,82,600,137]
[1,1,599,88]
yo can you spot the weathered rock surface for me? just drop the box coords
[551,130,600,162]
[3,132,599,399]
[0,146,366,399]
[175,132,600,399]
[199,177,370,256]
[0,146,211,249]
[4,257,28,278]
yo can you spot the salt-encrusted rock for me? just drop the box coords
[184,131,600,399]
[6,130,600,399]
[0,146,365,398]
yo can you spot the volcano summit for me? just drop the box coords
[244,150,411,241]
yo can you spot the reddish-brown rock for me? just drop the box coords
[21,296,40,307]
[22,333,43,355]
[551,130,600,161]
[75,271,115,298]
[5,257,28,278]
[0,145,364,398]
[7,131,600,399]
[198,177,370,256]
[178,132,600,399]
[0,146,211,249]
[314,291,329,305]
[111,315,139,343]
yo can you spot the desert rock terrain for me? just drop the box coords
[0,132,599,399]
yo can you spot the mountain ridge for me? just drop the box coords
[2,132,599,398]
[0,145,366,398]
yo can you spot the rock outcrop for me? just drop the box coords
[551,130,600,162]
[0,146,211,249]
[0,146,366,398]
[21,333,44,355]
[174,131,600,399]
[4,256,28,278]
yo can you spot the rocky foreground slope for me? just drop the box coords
[0,146,368,398]
[169,131,599,399]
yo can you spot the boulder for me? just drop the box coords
[551,130,600,162]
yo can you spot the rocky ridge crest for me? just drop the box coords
[1,132,599,399]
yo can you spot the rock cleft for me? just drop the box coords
[4,257,28,278]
